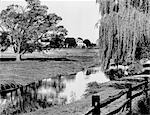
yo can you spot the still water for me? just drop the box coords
[0,67,109,113]
[38,67,109,104]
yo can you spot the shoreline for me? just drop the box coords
[0,49,101,114]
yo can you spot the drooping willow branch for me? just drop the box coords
[97,0,150,71]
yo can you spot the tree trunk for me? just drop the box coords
[16,53,22,61]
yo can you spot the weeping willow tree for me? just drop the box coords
[96,0,150,71]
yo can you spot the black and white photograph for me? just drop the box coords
[0,0,150,115]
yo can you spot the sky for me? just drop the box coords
[0,0,100,43]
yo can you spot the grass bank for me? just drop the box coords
[0,48,99,85]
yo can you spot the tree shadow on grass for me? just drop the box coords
[0,57,76,62]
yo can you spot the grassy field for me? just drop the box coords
[0,48,99,85]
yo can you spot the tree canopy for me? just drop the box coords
[97,0,150,71]
[83,39,91,47]
[64,37,77,48]
[0,0,67,61]
[0,31,10,51]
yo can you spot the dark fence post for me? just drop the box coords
[126,84,132,114]
[38,80,42,87]
[10,91,13,104]
[144,77,149,105]
[20,87,24,111]
[92,95,100,115]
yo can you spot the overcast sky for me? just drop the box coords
[0,0,100,43]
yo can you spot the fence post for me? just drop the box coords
[144,77,149,105]
[38,80,42,87]
[10,91,13,104]
[126,84,132,114]
[92,95,100,115]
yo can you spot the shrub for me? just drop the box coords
[84,82,102,97]
[132,95,150,115]
[105,68,125,80]
[127,62,143,76]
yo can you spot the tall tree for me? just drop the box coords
[96,0,150,71]
[0,0,67,61]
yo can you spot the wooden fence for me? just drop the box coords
[0,79,53,114]
[85,77,149,115]
[0,74,65,115]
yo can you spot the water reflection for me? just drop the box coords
[38,67,109,104]
[0,67,109,114]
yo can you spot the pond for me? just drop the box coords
[38,67,109,104]
[0,67,109,114]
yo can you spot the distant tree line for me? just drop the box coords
[0,31,97,51]
[64,37,96,48]
[19,35,97,49]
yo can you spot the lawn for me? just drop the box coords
[0,48,99,85]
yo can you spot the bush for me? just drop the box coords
[105,61,143,80]
[127,62,143,75]
[132,95,150,115]
[105,68,125,80]
[84,82,102,97]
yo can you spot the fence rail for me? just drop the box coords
[0,79,51,114]
[85,77,149,115]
